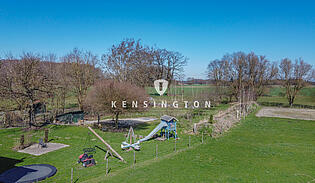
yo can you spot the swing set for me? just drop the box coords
[77,127,126,168]
[121,126,140,151]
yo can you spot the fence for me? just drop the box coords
[43,135,205,182]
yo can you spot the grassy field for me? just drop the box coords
[0,108,314,182]
[0,121,205,182]
[87,110,315,183]
[257,86,315,107]
[146,84,315,107]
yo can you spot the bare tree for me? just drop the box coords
[62,48,100,110]
[207,59,229,100]
[84,79,148,128]
[0,53,54,127]
[207,52,278,102]
[102,39,188,89]
[151,49,187,95]
[102,39,155,87]
[280,58,312,106]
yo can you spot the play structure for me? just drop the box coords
[77,127,126,168]
[0,164,57,183]
[87,127,125,162]
[121,126,140,150]
[121,115,178,150]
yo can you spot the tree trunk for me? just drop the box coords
[115,112,119,128]
[289,97,294,107]
[29,107,33,128]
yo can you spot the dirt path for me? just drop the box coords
[256,107,315,121]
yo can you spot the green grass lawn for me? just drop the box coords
[1,108,314,182]
[258,96,315,106]
[258,86,315,107]
[89,111,315,183]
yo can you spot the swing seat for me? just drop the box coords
[83,147,96,154]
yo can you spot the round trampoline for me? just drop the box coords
[0,164,57,183]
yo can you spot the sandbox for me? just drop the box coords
[18,143,69,156]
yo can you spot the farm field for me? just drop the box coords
[257,86,315,107]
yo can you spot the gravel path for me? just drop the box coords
[256,107,315,121]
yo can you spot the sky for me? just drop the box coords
[0,0,314,79]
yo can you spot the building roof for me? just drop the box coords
[160,115,177,122]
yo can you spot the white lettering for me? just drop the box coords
[132,101,138,108]
[193,101,199,108]
[184,101,189,108]
[111,101,117,108]
[143,101,148,108]
[173,101,178,108]
[161,100,167,108]
[205,101,211,108]
[122,101,127,108]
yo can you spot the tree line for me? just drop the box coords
[207,52,313,106]
[0,39,187,127]
[1,39,313,127]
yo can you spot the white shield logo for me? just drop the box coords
[154,79,168,96]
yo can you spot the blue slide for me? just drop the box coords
[138,121,168,143]
[121,121,167,150]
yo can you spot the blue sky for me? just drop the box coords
[0,0,314,79]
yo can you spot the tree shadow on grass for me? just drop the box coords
[94,145,122,161]
[99,120,151,132]
[0,156,26,174]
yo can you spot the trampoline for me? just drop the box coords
[0,164,57,183]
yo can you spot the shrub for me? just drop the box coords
[199,125,212,135]
[208,114,214,124]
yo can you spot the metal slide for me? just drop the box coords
[138,121,168,143]
[121,121,167,150]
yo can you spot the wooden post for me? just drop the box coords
[71,168,73,183]
[127,126,134,151]
[202,132,204,144]
[104,150,109,160]
[20,134,24,149]
[106,158,108,176]
[133,150,136,168]
[156,144,158,159]
[174,138,176,152]
[44,128,48,143]
[88,127,125,162]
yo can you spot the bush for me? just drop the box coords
[208,114,214,124]
[198,125,212,135]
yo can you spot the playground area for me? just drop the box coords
[0,109,314,182]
